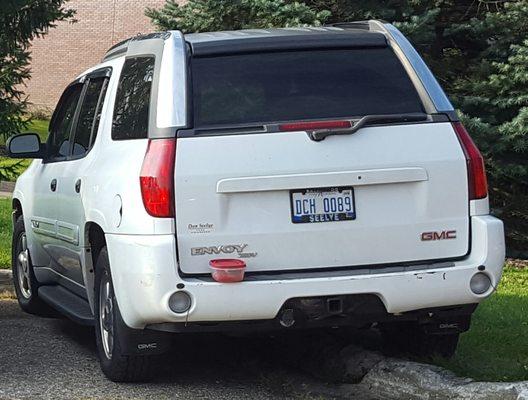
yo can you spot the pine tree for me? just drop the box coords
[0,0,74,141]
[146,0,330,33]
[146,0,528,253]
[465,38,528,255]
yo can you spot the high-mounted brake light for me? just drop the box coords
[278,120,351,132]
[140,138,176,217]
[452,122,488,200]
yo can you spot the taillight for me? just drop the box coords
[452,122,488,200]
[139,138,176,217]
[278,120,351,132]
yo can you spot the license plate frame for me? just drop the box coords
[290,186,356,224]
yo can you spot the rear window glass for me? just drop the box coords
[112,57,154,140]
[191,48,424,127]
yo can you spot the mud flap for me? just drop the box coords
[421,314,473,335]
[114,304,172,356]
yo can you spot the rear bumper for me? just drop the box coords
[107,215,505,329]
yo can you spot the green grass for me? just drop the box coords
[0,198,11,269]
[26,119,50,141]
[0,119,49,146]
[436,265,528,382]
[0,119,49,181]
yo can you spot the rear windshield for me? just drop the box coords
[191,47,424,128]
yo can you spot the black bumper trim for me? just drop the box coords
[146,294,478,334]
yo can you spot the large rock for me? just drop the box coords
[350,359,528,400]
[293,342,528,399]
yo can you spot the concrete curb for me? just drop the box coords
[0,180,14,198]
[0,270,13,294]
[0,181,15,193]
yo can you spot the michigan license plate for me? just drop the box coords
[290,187,356,223]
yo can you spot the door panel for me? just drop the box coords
[55,75,109,288]
[29,84,83,269]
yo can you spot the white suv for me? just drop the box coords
[8,21,505,382]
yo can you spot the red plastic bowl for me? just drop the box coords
[209,259,246,283]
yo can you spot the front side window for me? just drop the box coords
[47,84,83,160]
[72,77,109,156]
[191,48,424,128]
[112,57,155,140]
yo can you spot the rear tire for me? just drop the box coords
[12,215,50,315]
[94,247,154,382]
[381,322,459,359]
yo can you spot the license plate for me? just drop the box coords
[290,187,356,223]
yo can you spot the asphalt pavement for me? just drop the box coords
[0,299,341,400]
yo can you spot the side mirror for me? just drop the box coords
[6,133,46,159]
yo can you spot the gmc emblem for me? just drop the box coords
[421,230,457,241]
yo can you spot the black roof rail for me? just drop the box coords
[326,20,390,31]
[105,37,131,54]
[102,39,131,62]
[101,32,170,62]
[326,21,371,30]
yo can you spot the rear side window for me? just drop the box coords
[191,48,424,127]
[72,77,109,156]
[112,57,155,140]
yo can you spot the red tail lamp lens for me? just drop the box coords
[452,122,488,200]
[278,120,351,132]
[139,139,176,217]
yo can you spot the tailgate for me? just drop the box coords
[175,122,469,274]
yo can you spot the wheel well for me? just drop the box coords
[87,223,106,267]
[12,199,22,221]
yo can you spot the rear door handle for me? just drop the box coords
[50,179,57,192]
[75,179,81,193]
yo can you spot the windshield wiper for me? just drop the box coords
[309,113,428,141]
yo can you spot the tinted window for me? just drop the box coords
[112,57,154,140]
[72,78,108,156]
[191,48,424,127]
[48,85,83,159]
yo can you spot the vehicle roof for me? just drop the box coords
[184,26,371,43]
[184,27,387,56]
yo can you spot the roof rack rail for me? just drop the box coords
[325,21,372,30]
[102,39,131,62]
[101,32,170,62]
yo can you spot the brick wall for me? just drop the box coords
[25,0,169,113]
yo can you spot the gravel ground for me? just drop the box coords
[0,299,339,400]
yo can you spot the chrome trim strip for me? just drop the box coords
[217,167,428,194]
[30,217,57,238]
[56,221,80,245]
